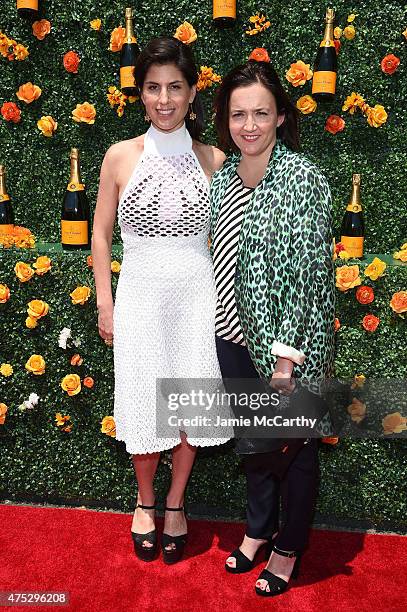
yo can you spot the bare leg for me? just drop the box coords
[164,432,197,550]
[131,452,161,547]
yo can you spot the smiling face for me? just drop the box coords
[228,81,285,157]
[140,63,196,133]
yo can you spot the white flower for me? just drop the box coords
[28,393,40,407]
[73,338,81,347]
[18,403,27,412]
[58,327,72,349]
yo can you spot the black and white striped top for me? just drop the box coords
[213,173,254,345]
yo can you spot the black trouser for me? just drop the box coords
[216,335,319,551]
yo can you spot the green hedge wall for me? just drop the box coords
[0,0,406,250]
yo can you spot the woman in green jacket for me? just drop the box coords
[210,60,335,597]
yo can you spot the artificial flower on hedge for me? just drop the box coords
[334,317,340,332]
[107,86,137,118]
[111,261,121,273]
[351,374,366,389]
[296,95,317,115]
[90,19,102,31]
[27,299,49,320]
[58,327,81,350]
[109,26,125,52]
[356,286,374,304]
[15,262,34,283]
[174,22,197,45]
[25,354,46,375]
[70,286,91,305]
[0,363,13,377]
[0,31,29,61]
[390,291,407,316]
[325,115,345,134]
[16,82,41,104]
[249,48,270,62]
[245,14,271,36]
[285,60,313,87]
[382,412,407,435]
[196,66,221,91]
[37,116,58,137]
[1,226,36,248]
[336,264,361,291]
[362,314,380,332]
[364,257,386,280]
[32,19,51,41]
[347,397,367,423]
[33,256,52,275]
[55,413,72,432]
[393,242,407,262]
[0,403,8,425]
[18,392,39,412]
[1,102,21,123]
[0,284,10,303]
[61,373,81,396]
[70,354,83,366]
[381,54,400,75]
[83,376,94,388]
[72,102,96,125]
[101,415,116,437]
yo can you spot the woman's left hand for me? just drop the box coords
[270,357,295,395]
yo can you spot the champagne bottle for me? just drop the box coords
[17,0,39,20]
[340,174,364,258]
[0,165,14,239]
[312,8,337,102]
[120,7,140,97]
[61,149,91,251]
[213,0,236,28]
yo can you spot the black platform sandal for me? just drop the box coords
[225,535,276,574]
[161,506,188,565]
[255,545,302,597]
[130,503,158,562]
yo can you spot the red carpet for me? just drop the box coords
[1,503,406,612]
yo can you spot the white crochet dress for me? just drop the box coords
[113,122,232,454]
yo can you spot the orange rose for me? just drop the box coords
[63,50,80,73]
[32,19,51,40]
[86,255,93,267]
[37,116,58,137]
[380,54,400,75]
[27,299,49,319]
[111,261,121,273]
[61,373,81,396]
[15,261,34,283]
[249,48,270,62]
[70,354,83,366]
[25,316,37,328]
[0,284,10,303]
[83,376,94,388]
[335,265,361,292]
[174,22,197,45]
[334,317,340,332]
[343,25,356,40]
[285,60,313,87]
[13,43,29,61]
[325,115,345,134]
[390,291,407,314]
[90,19,102,31]
[70,286,91,305]
[355,285,374,305]
[109,26,125,52]
[334,40,341,55]
[366,105,388,128]
[1,102,21,123]
[101,415,116,437]
[347,397,367,423]
[25,354,46,375]
[362,314,380,332]
[0,402,8,425]
[16,82,42,104]
[382,412,407,435]
[33,255,52,275]
[72,102,96,124]
[321,437,339,445]
[296,95,317,115]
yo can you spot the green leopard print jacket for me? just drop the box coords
[210,138,336,385]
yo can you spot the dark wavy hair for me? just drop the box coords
[134,36,204,141]
[214,61,300,152]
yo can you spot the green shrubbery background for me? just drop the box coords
[0,1,406,528]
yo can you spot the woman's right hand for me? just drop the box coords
[98,304,114,346]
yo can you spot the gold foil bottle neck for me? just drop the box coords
[352,173,361,186]
[0,165,5,175]
[326,8,335,22]
[125,7,133,18]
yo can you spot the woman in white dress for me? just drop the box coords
[91,37,230,564]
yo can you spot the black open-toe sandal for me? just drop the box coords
[161,506,188,565]
[225,535,275,574]
[130,503,158,562]
[255,545,302,597]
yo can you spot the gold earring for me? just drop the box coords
[189,104,196,121]
[144,111,151,122]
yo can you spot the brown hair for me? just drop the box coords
[214,61,300,152]
[134,36,204,141]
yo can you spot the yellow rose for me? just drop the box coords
[382,412,407,435]
[364,257,386,280]
[285,60,313,87]
[0,283,10,303]
[347,14,357,23]
[400,243,407,250]
[25,354,46,375]
[0,402,8,425]
[366,104,387,128]
[334,27,342,39]
[173,21,197,45]
[26,316,38,328]
[343,25,356,40]
[339,250,350,260]
[111,260,121,273]
[90,19,102,31]
[37,116,58,137]
[61,373,81,396]
[33,255,52,275]
[296,95,317,115]
[27,299,49,319]
[70,286,91,305]
[335,265,361,291]
[393,250,407,262]
[347,398,367,423]
[101,415,116,437]
[390,291,407,314]
[0,363,13,377]
[15,261,35,283]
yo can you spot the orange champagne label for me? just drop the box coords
[120,66,136,89]
[213,0,236,19]
[61,220,88,245]
[17,0,38,8]
[312,71,336,94]
[320,40,335,47]
[346,203,362,213]
[0,224,14,237]
[67,182,85,192]
[340,235,364,258]
[0,194,10,202]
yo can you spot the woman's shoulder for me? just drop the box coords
[108,134,145,155]
[193,141,227,173]
[279,146,329,187]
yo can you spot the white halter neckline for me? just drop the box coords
[144,122,192,156]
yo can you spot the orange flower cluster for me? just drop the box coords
[342,92,388,128]
[197,66,222,92]
[1,226,35,248]
[0,30,29,61]
[246,14,271,36]
[107,86,137,117]
[55,412,73,433]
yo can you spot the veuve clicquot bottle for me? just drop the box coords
[17,0,39,21]
[340,174,365,259]
[120,7,140,97]
[213,0,236,28]
[61,149,91,251]
[0,165,15,240]
[312,7,337,102]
